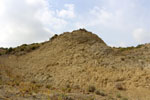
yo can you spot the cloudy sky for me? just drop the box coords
[0,0,150,47]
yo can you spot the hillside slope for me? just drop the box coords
[0,29,150,100]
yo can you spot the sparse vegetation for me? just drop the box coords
[116,93,121,98]
[50,94,74,100]
[115,83,125,90]
[0,43,41,55]
[19,82,42,94]
[88,85,96,92]
[6,47,13,54]
[62,85,72,93]
[46,84,53,89]
[95,90,106,96]
[118,46,134,52]
[118,44,144,52]
[121,97,128,100]
[136,44,143,48]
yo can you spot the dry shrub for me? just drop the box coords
[115,83,125,90]
[88,85,96,92]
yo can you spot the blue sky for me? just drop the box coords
[0,0,150,47]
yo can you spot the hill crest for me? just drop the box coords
[50,29,106,45]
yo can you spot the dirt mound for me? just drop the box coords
[50,29,106,45]
[12,29,113,83]
[19,29,112,69]
[1,29,150,100]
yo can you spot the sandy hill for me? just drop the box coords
[0,29,150,100]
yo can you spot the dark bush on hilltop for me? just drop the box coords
[50,34,58,41]
[8,47,13,52]
[136,44,143,48]
[118,44,144,52]
[5,47,13,54]
[79,28,88,32]
[22,44,28,46]
[118,46,134,52]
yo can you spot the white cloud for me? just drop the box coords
[0,0,5,16]
[89,7,113,26]
[1,0,150,47]
[74,1,148,47]
[0,0,69,47]
[132,28,150,44]
[75,6,124,30]
[26,0,45,5]
[56,4,75,19]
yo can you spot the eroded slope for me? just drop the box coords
[0,29,150,100]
